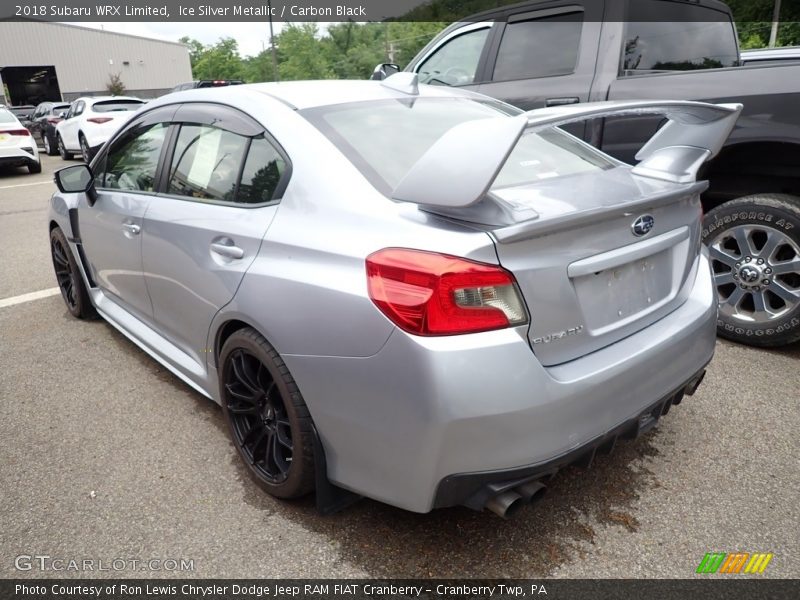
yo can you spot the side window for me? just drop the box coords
[622,0,738,73]
[417,27,491,86]
[167,124,248,202]
[73,101,85,117]
[492,12,582,81]
[237,136,286,204]
[96,122,168,192]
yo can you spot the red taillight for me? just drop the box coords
[47,117,62,124]
[366,248,527,336]
[86,117,113,124]
[6,129,30,136]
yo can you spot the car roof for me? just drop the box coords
[233,79,485,110]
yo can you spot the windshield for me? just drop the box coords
[92,100,144,113]
[301,98,614,196]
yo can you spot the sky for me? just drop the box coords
[78,22,295,57]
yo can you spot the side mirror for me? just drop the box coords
[371,63,400,81]
[54,164,98,205]
[58,111,67,118]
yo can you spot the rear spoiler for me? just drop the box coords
[391,100,743,209]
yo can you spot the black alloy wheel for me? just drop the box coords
[220,328,315,498]
[49,227,95,319]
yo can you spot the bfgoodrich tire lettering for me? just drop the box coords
[703,194,800,347]
[219,328,315,499]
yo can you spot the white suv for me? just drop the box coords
[0,107,41,174]
[56,96,144,162]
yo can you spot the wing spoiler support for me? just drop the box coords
[391,100,743,209]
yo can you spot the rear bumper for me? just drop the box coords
[284,251,717,513]
[433,366,707,510]
[0,144,39,166]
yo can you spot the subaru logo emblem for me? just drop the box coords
[632,214,655,237]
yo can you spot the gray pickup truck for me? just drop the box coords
[376,0,800,347]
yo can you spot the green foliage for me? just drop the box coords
[276,24,335,80]
[105,72,126,95]
[182,37,245,81]
[728,0,800,47]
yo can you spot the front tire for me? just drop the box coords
[703,194,800,347]
[50,227,96,319]
[28,161,41,174]
[219,328,315,499]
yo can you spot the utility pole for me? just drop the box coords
[768,0,781,48]
[267,0,279,81]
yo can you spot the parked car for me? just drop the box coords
[47,79,736,515]
[7,104,36,121]
[27,101,71,156]
[741,47,800,65]
[55,96,145,162]
[171,79,244,92]
[379,0,800,347]
[0,106,41,174]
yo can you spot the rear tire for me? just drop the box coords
[703,194,800,347]
[43,133,58,156]
[27,161,41,174]
[219,328,316,499]
[50,227,96,319]
[57,134,72,160]
[79,133,93,163]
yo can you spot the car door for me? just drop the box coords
[141,103,288,367]
[477,3,603,112]
[28,105,44,139]
[60,100,84,150]
[78,106,176,322]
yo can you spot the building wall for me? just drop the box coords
[0,21,192,103]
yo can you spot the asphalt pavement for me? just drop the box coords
[0,156,798,579]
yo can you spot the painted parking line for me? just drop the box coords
[0,287,60,309]
[0,180,53,190]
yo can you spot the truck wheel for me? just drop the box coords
[703,194,800,347]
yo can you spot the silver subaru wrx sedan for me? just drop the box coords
[48,75,740,517]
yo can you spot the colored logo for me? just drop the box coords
[696,552,773,574]
[631,214,655,237]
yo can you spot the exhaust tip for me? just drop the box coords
[515,480,547,504]
[485,491,525,519]
[684,369,706,396]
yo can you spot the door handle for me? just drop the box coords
[121,223,140,235]
[545,97,580,107]
[210,242,245,260]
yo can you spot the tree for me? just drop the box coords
[179,37,245,81]
[106,73,126,95]
[276,24,334,81]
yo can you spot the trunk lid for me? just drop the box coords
[486,167,704,365]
